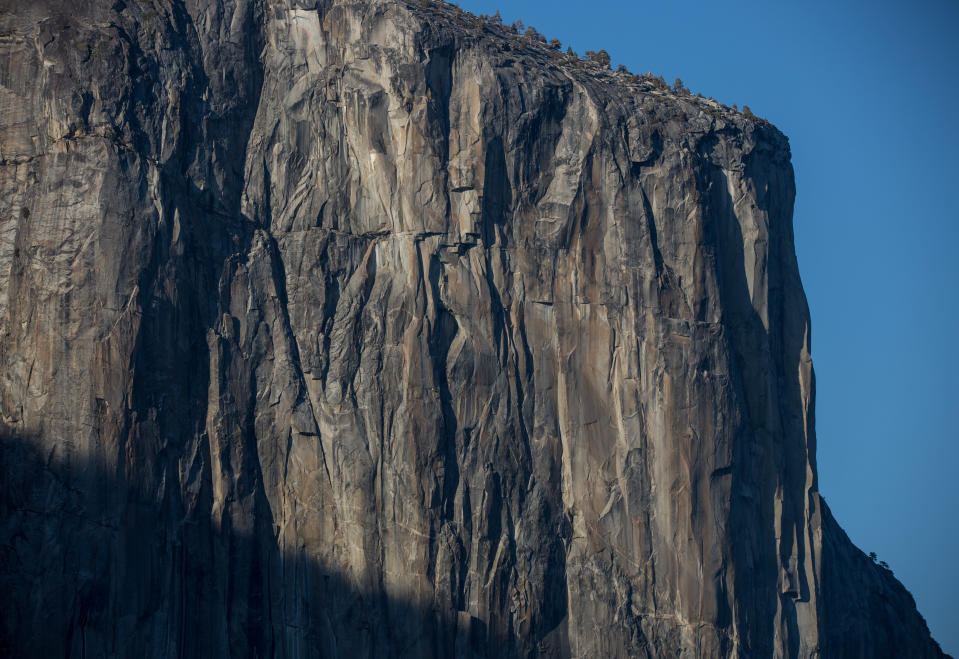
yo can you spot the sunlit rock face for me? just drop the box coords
[0,1,948,657]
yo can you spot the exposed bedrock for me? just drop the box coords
[0,0,947,657]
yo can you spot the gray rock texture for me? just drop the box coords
[0,0,948,657]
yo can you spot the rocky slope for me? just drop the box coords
[0,0,948,657]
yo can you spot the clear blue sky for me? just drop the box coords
[454,0,959,652]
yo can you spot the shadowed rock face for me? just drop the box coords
[0,0,948,657]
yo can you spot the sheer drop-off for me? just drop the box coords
[0,1,945,657]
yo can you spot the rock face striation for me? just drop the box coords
[0,0,948,657]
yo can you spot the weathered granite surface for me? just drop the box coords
[0,0,948,657]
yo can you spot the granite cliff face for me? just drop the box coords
[0,0,948,657]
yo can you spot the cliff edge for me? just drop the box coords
[0,0,948,656]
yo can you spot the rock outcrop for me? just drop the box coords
[0,0,948,657]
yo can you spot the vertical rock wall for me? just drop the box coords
[0,0,947,657]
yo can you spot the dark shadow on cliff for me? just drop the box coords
[816,497,950,659]
[0,428,533,659]
[704,152,802,656]
[699,133,949,659]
